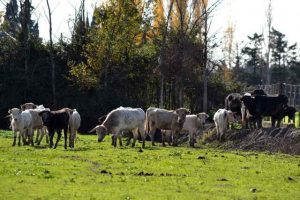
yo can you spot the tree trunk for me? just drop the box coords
[203,69,208,112]
[21,0,30,101]
[46,0,56,108]
[159,74,164,108]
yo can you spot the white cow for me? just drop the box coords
[28,105,50,145]
[182,113,209,147]
[89,107,146,148]
[8,108,33,146]
[147,107,190,146]
[213,109,235,141]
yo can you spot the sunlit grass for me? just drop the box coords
[0,130,299,200]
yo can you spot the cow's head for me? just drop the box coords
[38,110,52,126]
[285,106,297,119]
[20,103,37,111]
[227,94,242,113]
[8,108,22,122]
[89,125,107,142]
[175,108,190,124]
[196,112,209,126]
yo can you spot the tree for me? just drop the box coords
[241,33,265,85]
[45,0,56,107]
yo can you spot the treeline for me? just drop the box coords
[0,0,299,132]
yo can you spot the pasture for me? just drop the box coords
[0,130,299,200]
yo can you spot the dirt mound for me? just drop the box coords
[203,126,300,155]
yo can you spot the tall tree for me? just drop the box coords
[45,0,56,107]
[265,0,272,84]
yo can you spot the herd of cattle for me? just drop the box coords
[5,89,297,149]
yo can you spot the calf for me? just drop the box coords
[39,109,70,149]
[8,108,33,146]
[147,107,190,146]
[89,107,146,148]
[182,113,209,147]
[225,93,242,118]
[271,106,296,127]
[27,105,50,145]
[213,109,235,141]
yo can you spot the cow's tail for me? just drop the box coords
[145,112,150,136]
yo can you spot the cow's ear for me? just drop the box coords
[8,109,11,114]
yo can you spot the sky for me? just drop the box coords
[0,0,300,46]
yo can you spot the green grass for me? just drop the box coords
[0,130,299,200]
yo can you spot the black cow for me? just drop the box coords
[271,106,296,127]
[39,109,71,149]
[241,94,289,128]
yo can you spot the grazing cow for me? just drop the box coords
[39,109,70,149]
[89,107,146,148]
[8,108,33,146]
[241,94,289,128]
[64,108,81,148]
[21,102,37,111]
[182,113,209,147]
[271,106,296,127]
[213,109,235,141]
[28,105,50,145]
[147,108,190,146]
[225,93,242,118]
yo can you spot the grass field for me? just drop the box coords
[0,130,299,200]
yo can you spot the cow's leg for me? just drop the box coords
[49,131,54,148]
[54,130,62,149]
[276,119,281,128]
[12,131,17,146]
[45,128,49,144]
[112,134,117,147]
[138,125,146,148]
[18,131,22,146]
[126,136,132,146]
[215,124,220,141]
[149,128,156,146]
[22,130,28,145]
[111,135,114,146]
[189,131,195,147]
[161,132,166,147]
[29,128,34,146]
[37,128,44,145]
[63,128,68,149]
[257,117,262,128]
[172,130,179,147]
[35,129,40,143]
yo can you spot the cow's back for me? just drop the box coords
[52,112,69,130]
[20,110,32,129]
[152,109,174,129]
